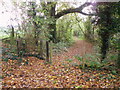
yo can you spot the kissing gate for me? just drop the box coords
[16,38,52,62]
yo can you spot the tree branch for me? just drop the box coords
[55,2,96,18]
[80,11,97,16]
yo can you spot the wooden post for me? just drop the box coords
[16,38,23,57]
[46,41,49,62]
[11,25,14,38]
[24,39,27,53]
[50,41,52,63]
[17,40,20,57]
[16,38,23,64]
[39,40,43,58]
[22,40,26,54]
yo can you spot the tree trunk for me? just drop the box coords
[49,20,57,43]
[11,25,14,38]
[28,1,39,46]
[117,38,120,68]
[47,2,57,43]
[100,31,110,61]
[98,4,112,61]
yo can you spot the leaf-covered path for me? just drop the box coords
[2,39,120,88]
[52,38,93,66]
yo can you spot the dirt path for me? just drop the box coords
[52,39,93,65]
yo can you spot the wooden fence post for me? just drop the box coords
[46,41,49,62]
[50,41,52,62]
[17,39,21,57]
[16,38,26,57]
[39,40,43,58]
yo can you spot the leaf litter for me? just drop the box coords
[2,40,120,88]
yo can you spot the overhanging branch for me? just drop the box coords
[80,11,97,16]
[55,2,96,18]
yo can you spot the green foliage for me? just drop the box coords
[109,32,120,47]
[56,14,74,43]
[65,59,73,62]
[82,17,94,41]
[52,42,69,54]
[2,58,8,62]
[2,47,23,63]
[74,55,83,61]
[74,51,119,71]
[74,54,104,69]
[74,55,85,69]
[111,70,117,75]
[75,85,82,88]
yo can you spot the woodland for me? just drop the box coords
[0,1,120,88]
